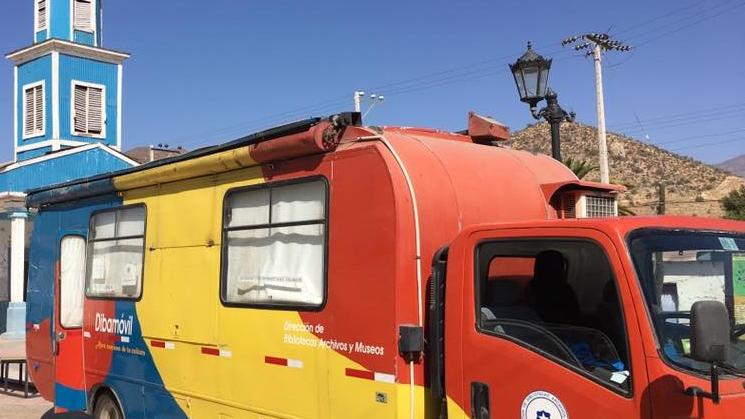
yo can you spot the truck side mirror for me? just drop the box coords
[688,300,730,404]
[690,300,729,364]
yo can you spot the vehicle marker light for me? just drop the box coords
[346,368,396,383]
[265,356,303,368]
[150,340,176,349]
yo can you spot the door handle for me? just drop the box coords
[56,331,65,341]
[471,382,490,419]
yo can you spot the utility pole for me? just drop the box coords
[657,182,667,215]
[562,33,631,184]
[353,90,364,113]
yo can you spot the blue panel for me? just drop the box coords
[59,54,118,148]
[0,148,132,193]
[73,30,95,46]
[54,383,87,411]
[17,147,53,161]
[49,0,72,41]
[28,194,186,418]
[35,30,48,43]
[16,55,52,149]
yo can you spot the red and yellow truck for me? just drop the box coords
[24,112,745,418]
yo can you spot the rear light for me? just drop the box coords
[558,191,617,218]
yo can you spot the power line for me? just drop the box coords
[172,1,743,149]
[655,128,745,146]
[671,136,745,152]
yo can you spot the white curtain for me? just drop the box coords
[60,236,86,328]
[225,180,326,305]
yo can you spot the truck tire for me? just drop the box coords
[93,392,123,419]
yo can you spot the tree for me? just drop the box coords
[722,186,745,221]
[563,157,598,180]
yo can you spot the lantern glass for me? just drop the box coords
[509,43,552,106]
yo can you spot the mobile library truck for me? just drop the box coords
[24,112,745,418]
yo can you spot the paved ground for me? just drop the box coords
[0,383,90,419]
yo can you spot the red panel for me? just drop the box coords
[264,356,288,366]
[345,368,374,381]
[201,347,220,356]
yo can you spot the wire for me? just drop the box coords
[654,128,745,146]
[671,136,745,152]
[168,1,744,149]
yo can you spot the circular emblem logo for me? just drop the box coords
[521,391,568,419]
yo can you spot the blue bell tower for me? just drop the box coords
[0,0,138,340]
[8,0,128,161]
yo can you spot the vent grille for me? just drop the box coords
[586,195,616,218]
[561,194,576,218]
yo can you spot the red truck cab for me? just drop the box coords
[435,216,745,418]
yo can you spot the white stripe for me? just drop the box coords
[116,64,122,150]
[51,51,59,141]
[120,336,130,343]
[13,66,17,161]
[287,359,303,369]
[164,341,175,350]
[374,372,395,383]
[83,331,91,338]
[219,349,232,358]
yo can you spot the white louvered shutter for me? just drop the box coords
[24,88,35,135]
[34,86,44,133]
[88,87,103,134]
[74,0,92,31]
[74,85,88,134]
[37,0,47,30]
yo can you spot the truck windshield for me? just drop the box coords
[629,229,745,375]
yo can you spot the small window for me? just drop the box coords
[222,178,327,308]
[73,82,105,136]
[86,206,146,299]
[60,236,86,328]
[74,0,93,31]
[23,83,45,138]
[477,240,631,393]
[36,0,47,31]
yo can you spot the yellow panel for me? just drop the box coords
[121,161,428,418]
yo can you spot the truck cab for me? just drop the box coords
[434,216,745,418]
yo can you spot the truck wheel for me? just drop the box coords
[93,392,123,419]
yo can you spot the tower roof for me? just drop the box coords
[6,38,129,65]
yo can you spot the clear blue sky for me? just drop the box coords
[1,0,744,165]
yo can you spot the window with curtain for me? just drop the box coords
[60,236,86,328]
[222,178,327,307]
[86,206,146,299]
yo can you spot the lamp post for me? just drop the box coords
[509,42,574,161]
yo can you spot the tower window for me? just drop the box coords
[74,0,93,31]
[36,0,47,31]
[72,82,105,137]
[23,82,45,139]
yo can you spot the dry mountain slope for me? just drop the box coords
[717,155,745,178]
[509,122,745,217]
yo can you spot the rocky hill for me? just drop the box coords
[509,122,745,217]
[717,155,745,177]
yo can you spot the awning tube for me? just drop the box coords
[249,120,343,163]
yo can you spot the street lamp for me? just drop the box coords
[509,42,574,161]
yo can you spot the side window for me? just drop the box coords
[60,236,86,328]
[86,206,146,299]
[477,240,631,392]
[222,178,327,308]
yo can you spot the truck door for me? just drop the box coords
[444,226,650,419]
[53,235,88,412]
